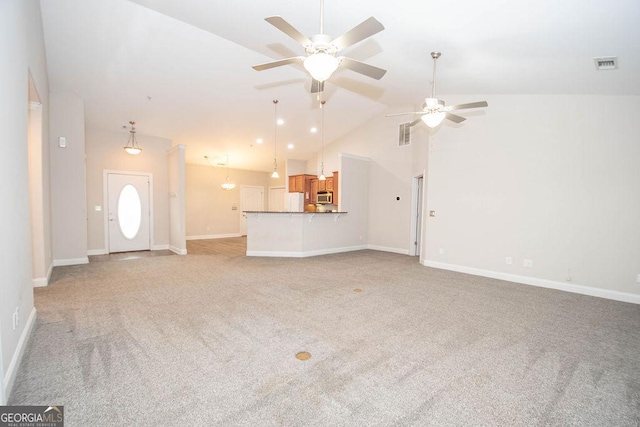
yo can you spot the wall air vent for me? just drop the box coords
[593,56,618,70]
[398,122,411,147]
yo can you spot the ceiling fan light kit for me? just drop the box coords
[252,0,386,93]
[386,52,488,129]
[304,52,340,82]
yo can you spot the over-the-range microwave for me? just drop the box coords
[317,192,332,204]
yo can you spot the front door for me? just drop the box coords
[240,186,264,235]
[107,173,151,253]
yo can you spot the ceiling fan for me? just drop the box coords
[252,0,386,93]
[387,52,488,128]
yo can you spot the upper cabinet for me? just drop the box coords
[288,174,316,204]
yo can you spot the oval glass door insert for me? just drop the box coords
[118,184,142,239]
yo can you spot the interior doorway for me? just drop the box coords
[410,174,424,257]
[106,172,152,253]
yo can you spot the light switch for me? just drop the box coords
[58,137,67,148]
[95,206,102,212]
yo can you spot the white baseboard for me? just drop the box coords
[187,233,243,241]
[3,307,37,402]
[87,248,108,256]
[53,257,89,267]
[423,260,640,305]
[170,246,187,255]
[247,245,368,258]
[32,263,53,288]
[368,245,409,255]
[151,244,169,250]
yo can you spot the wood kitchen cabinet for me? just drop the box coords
[310,178,318,204]
[330,171,338,205]
[318,179,327,192]
[288,174,316,204]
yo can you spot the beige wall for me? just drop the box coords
[168,145,186,254]
[85,127,172,252]
[186,164,271,238]
[0,0,49,403]
[49,92,87,264]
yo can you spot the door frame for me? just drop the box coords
[409,172,425,256]
[103,170,154,253]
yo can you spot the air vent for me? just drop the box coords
[398,122,411,147]
[593,56,618,70]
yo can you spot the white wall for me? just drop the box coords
[85,127,172,252]
[0,0,48,403]
[49,92,88,265]
[309,104,430,253]
[423,94,640,299]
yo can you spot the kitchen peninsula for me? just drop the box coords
[244,211,361,257]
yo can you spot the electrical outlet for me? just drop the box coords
[637,274,640,283]
[439,248,444,255]
[505,257,512,265]
[523,259,533,268]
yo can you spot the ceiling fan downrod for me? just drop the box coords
[431,51,441,99]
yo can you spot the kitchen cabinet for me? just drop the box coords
[318,179,327,192]
[310,178,318,204]
[288,174,316,206]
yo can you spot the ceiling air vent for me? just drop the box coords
[398,122,411,147]
[593,56,618,70]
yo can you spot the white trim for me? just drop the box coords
[247,245,368,258]
[169,246,187,255]
[3,307,37,402]
[187,233,243,240]
[32,263,53,288]
[409,172,425,256]
[53,257,89,266]
[368,245,410,255]
[151,244,169,251]
[423,260,640,305]
[87,248,108,256]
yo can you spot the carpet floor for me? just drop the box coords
[9,249,640,426]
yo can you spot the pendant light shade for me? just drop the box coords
[124,121,142,155]
[271,100,280,179]
[220,154,236,191]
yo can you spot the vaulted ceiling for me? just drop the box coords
[40,0,640,171]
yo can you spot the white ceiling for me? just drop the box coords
[40,0,640,171]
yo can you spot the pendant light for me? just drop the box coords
[318,100,326,181]
[221,154,236,191]
[271,100,280,179]
[123,121,142,155]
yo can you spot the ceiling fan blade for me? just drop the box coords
[445,113,466,123]
[447,101,488,111]
[252,57,304,71]
[409,118,422,127]
[265,16,312,46]
[310,79,324,93]
[339,57,387,80]
[331,17,384,50]
[385,111,426,117]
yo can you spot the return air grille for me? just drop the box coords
[398,122,411,147]
[593,56,618,70]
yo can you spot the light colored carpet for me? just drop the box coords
[9,249,640,426]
